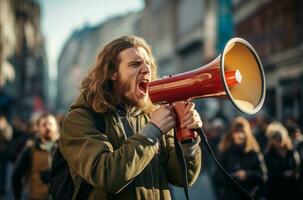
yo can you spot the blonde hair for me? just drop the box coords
[80,35,158,114]
[266,121,293,150]
[218,116,260,153]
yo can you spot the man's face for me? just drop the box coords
[111,46,151,107]
[38,116,58,141]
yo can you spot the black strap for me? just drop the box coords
[120,116,135,138]
[174,127,254,200]
[115,105,135,138]
[195,127,254,200]
[85,108,106,133]
[174,129,190,200]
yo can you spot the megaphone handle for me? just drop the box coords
[173,101,197,143]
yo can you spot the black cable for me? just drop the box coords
[174,129,190,200]
[195,127,254,200]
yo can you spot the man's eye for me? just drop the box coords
[130,62,141,67]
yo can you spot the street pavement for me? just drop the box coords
[171,172,216,200]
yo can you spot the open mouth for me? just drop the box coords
[137,80,149,94]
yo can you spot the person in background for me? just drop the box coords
[215,116,267,200]
[59,35,202,199]
[207,118,225,199]
[9,116,37,163]
[264,122,300,200]
[253,115,270,153]
[286,122,303,197]
[286,122,303,149]
[12,113,59,200]
[0,114,13,197]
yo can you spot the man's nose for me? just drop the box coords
[141,63,151,74]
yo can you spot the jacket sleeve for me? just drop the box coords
[161,130,202,187]
[60,109,159,194]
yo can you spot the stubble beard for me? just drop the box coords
[114,81,147,109]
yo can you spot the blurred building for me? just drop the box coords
[57,12,141,112]
[139,0,218,75]
[139,0,236,118]
[0,0,49,119]
[234,0,303,126]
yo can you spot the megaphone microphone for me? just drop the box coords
[148,37,266,142]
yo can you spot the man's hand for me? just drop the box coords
[180,102,203,130]
[150,105,176,134]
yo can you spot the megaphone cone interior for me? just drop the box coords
[221,38,266,115]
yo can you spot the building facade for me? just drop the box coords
[234,0,303,126]
[139,0,222,117]
[0,0,48,119]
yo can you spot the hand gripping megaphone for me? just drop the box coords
[148,38,266,142]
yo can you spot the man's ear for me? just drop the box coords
[110,72,118,80]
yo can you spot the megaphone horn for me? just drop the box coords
[148,38,266,141]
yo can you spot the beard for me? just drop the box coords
[113,80,147,109]
[42,131,53,141]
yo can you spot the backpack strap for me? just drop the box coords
[75,108,106,200]
[84,108,106,133]
[115,107,135,138]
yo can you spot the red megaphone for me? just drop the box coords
[148,38,266,142]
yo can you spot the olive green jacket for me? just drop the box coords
[60,95,202,200]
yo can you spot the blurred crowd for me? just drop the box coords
[204,113,303,200]
[0,110,303,200]
[0,112,62,200]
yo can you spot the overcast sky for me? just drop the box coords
[39,0,144,79]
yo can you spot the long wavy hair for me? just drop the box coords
[218,116,260,153]
[80,35,158,114]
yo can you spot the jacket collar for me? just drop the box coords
[115,104,143,117]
